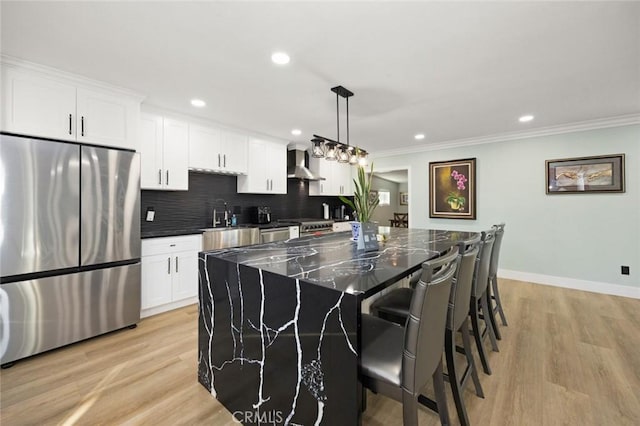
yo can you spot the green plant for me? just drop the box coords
[339,161,379,223]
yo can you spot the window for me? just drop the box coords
[378,190,390,206]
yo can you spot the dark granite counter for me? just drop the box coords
[198,228,479,425]
[202,228,478,298]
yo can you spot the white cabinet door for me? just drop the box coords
[238,138,268,193]
[140,113,164,189]
[76,87,138,150]
[334,162,353,196]
[1,67,77,141]
[189,124,220,171]
[141,253,173,309]
[162,118,189,190]
[267,141,287,194]
[309,157,334,196]
[171,251,199,301]
[222,130,248,174]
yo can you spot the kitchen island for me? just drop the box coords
[197,228,478,425]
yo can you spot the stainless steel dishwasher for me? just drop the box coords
[260,226,299,243]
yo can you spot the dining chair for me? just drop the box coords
[488,223,507,330]
[393,212,409,228]
[469,229,498,375]
[369,236,485,426]
[360,246,458,426]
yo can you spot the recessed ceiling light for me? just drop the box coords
[414,133,425,140]
[271,51,290,65]
[191,99,206,108]
[519,114,534,123]
[291,129,302,136]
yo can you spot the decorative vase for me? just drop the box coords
[448,200,462,210]
[350,221,361,241]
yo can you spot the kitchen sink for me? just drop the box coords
[201,227,260,250]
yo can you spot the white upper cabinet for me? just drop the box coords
[237,138,286,194]
[140,112,189,190]
[1,60,141,150]
[188,125,247,174]
[221,130,248,174]
[309,157,354,196]
[188,124,220,171]
[2,67,77,141]
[76,87,139,149]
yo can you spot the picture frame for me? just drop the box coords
[429,158,476,220]
[399,192,408,206]
[546,154,625,194]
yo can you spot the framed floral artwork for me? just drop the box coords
[546,154,625,194]
[429,158,476,220]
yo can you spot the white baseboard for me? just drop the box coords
[498,269,640,299]
[141,297,198,319]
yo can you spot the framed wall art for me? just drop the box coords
[546,154,625,194]
[429,158,476,220]
[399,192,408,206]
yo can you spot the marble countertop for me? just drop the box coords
[203,228,479,298]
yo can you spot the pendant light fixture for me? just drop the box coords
[311,85,368,166]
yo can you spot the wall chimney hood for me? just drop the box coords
[287,149,325,181]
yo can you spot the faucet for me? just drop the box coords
[223,203,230,227]
[213,208,221,227]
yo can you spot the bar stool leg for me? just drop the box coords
[461,317,484,398]
[445,330,470,426]
[481,292,499,352]
[470,299,492,375]
[492,276,508,326]
[485,286,502,341]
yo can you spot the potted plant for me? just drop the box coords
[339,161,379,240]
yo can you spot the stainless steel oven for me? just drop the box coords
[278,219,334,236]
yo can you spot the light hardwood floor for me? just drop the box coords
[1,279,639,425]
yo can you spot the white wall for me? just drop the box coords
[373,125,640,297]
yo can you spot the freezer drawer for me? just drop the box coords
[0,263,140,365]
[0,134,80,276]
[81,146,140,266]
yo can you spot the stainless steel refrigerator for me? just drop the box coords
[0,134,141,365]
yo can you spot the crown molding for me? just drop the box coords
[373,114,640,159]
[1,54,145,100]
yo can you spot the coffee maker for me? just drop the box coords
[253,206,272,224]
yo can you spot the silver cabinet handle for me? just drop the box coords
[266,179,269,190]
[167,257,171,274]
[166,170,169,185]
[68,114,73,135]
[321,183,324,193]
[223,154,226,168]
[218,154,221,167]
[81,116,85,136]
[270,179,273,191]
[175,256,179,273]
[158,169,162,185]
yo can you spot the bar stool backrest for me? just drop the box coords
[472,230,496,299]
[489,223,506,279]
[402,245,458,396]
[449,236,481,331]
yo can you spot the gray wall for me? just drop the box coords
[372,124,639,291]
[370,176,401,225]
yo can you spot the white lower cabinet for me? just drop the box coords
[141,234,202,317]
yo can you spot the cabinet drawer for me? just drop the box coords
[142,235,202,256]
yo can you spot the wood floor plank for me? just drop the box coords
[1,281,639,425]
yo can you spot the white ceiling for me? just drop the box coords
[2,1,639,156]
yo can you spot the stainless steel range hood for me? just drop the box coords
[287,149,325,181]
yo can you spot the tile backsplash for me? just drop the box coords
[141,171,349,232]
